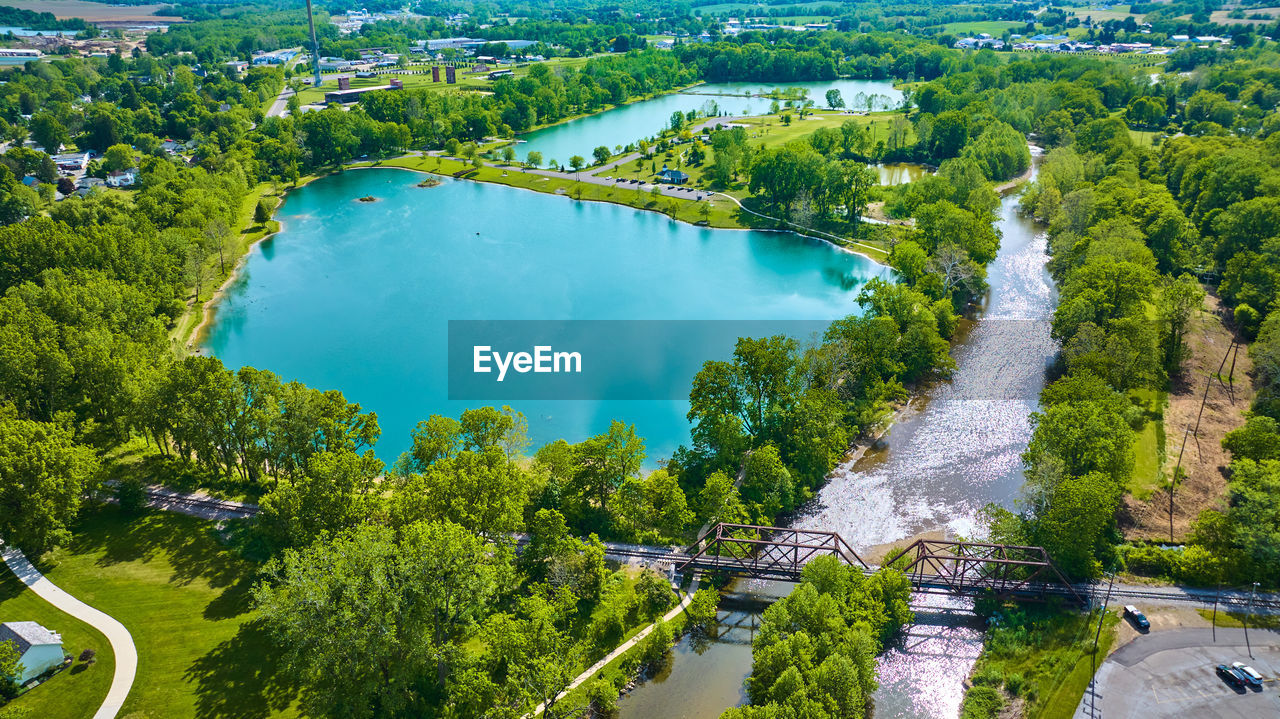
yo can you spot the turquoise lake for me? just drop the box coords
[202,168,890,462]
[516,79,903,168]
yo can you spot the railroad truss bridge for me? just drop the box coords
[626,523,1087,606]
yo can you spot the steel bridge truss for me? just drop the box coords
[675,523,868,580]
[882,539,1086,605]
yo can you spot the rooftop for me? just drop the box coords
[0,621,62,655]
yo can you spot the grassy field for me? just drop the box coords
[937,20,1024,36]
[23,507,299,719]
[0,567,115,718]
[1128,129,1161,147]
[298,57,591,105]
[1196,609,1280,630]
[964,606,1119,719]
[1128,388,1167,500]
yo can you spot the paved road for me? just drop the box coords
[1,545,137,719]
[1076,627,1280,719]
[266,86,294,118]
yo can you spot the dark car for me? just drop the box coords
[1123,605,1150,630]
[1232,662,1264,689]
[1216,664,1247,688]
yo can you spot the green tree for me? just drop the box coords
[254,197,273,224]
[592,145,611,165]
[0,406,101,552]
[0,638,21,700]
[526,150,543,168]
[256,450,382,550]
[825,88,844,110]
[569,155,585,173]
[254,521,501,717]
[29,112,67,153]
[102,143,134,173]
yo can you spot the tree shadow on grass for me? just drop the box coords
[50,506,250,592]
[184,618,299,719]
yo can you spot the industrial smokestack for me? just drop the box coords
[305,0,322,87]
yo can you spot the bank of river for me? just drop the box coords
[516,78,903,167]
[201,167,891,462]
[619,152,1052,718]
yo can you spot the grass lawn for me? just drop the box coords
[0,569,115,718]
[1128,388,1167,500]
[937,20,1024,36]
[1128,129,1161,148]
[1196,609,1280,630]
[298,57,592,105]
[965,605,1119,719]
[27,507,299,719]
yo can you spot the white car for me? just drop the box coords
[1231,661,1263,687]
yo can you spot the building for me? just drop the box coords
[323,81,402,104]
[55,153,89,171]
[106,169,137,188]
[488,69,514,80]
[0,622,64,684]
[656,168,689,184]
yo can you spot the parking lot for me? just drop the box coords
[1076,627,1280,718]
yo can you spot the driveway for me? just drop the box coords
[2,545,137,719]
[1076,627,1280,718]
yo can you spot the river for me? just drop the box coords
[618,152,1053,719]
[516,79,903,167]
[201,168,890,462]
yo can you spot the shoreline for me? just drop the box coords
[183,159,889,355]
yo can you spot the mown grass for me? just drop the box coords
[1128,388,1167,500]
[963,605,1118,719]
[29,506,299,719]
[1196,609,1280,630]
[0,567,115,719]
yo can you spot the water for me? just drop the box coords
[628,152,1052,718]
[516,79,902,167]
[877,162,932,185]
[202,168,890,462]
[0,26,78,36]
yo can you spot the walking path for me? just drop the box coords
[1,544,137,719]
[525,580,700,718]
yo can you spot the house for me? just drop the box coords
[0,622,64,684]
[106,169,137,188]
[159,140,182,154]
[656,168,689,184]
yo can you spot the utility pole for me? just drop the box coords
[1169,426,1191,542]
[1245,581,1258,659]
[1211,579,1221,643]
[1092,571,1116,671]
[305,0,322,88]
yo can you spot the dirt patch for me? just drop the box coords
[861,528,949,566]
[5,0,184,23]
[1111,605,1211,653]
[1120,291,1254,541]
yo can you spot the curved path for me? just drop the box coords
[1,544,136,719]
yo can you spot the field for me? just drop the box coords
[12,507,300,719]
[696,1,838,15]
[0,566,114,718]
[297,57,590,105]
[1210,7,1279,24]
[964,606,1119,719]
[3,0,183,23]
[937,20,1025,36]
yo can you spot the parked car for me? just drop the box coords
[1232,662,1263,688]
[1123,605,1150,630]
[1216,664,1247,688]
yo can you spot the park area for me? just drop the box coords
[1,507,300,719]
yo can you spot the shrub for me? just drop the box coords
[1004,671,1026,696]
[960,685,1004,719]
[115,478,148,515]
[636,618,674,671]
[78,648,97,664]
[253,197,273,224]
[634,570,675,617]
[687,587,719,632]
[971,666,1004,687]
[585,677,619,718]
